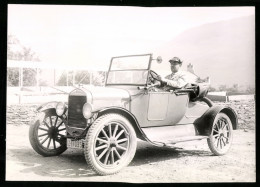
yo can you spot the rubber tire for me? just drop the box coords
[207,113,233,156]
[84,114,137,175]
[29,109,67,157]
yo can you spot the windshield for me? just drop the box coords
[106,54,151,85]
[110,55,151,70]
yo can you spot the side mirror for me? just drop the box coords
[156,56,162,64]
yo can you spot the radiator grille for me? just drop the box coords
[68,95,86,128]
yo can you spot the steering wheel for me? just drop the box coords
[149,70,161,81]
[147,70,163,87]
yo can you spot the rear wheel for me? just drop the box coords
[29,109,67,156]
[207,113,233,155]
[84,114,137,175]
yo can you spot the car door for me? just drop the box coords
[147,90,189,126]
[130,89,189,128]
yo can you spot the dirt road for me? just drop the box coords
[6,124,255,183]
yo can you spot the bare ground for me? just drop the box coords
[6,124,255,183]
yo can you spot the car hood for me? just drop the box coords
[80,85,130,100]
[68,85,131,111]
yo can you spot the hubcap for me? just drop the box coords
[48,126,58,139]
[109,138,117,147]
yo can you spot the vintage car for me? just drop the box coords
[29,54,237,175]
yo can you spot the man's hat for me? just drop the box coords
[169,57,182,64]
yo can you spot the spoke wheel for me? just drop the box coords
[207,113,233,156]
[84,114,137,175]
[29,109,67,157]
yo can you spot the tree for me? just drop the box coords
[226,84,239,93]
[56,70,90,86]
[208,86,216,92]
[7,68,19,86]
[23,68,37,86]
[246,85,255,94]
[92,71,106,86]
[7,35,40,61]
[75,70,90,85]
[218,85,227,91]
[7,35,41,86]
[56,70,106,86]
[57,71,69,86]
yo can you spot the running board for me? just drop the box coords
[141,124,208,148]
[154,136,208,145]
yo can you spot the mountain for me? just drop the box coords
[152,15,255,88]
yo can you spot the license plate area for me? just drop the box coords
[67,138,84,149]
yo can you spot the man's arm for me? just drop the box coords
[161,74,187,88]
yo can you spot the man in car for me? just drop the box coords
[158,57,188,90]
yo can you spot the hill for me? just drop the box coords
[152,15,255,89]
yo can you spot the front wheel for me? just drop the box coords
[84,114,137,175]
[207,113,233,156]
[29,109,67,157]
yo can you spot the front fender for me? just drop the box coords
[97,107,149,141]
[36,101,68,113]
[194,105,238,136]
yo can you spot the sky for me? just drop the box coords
[8,5,254,70]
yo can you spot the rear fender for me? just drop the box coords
[194,105,238,136]
[97,107,148,141]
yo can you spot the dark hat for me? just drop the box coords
[169,57,182,64]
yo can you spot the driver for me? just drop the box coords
[158,57,188,90]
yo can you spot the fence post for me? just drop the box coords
[104,71,107,86]
[54,68,56,86]
[73,70,75,85]
[18,67,23,104]
[90,71,93,85]
[66,70,68,86]
[19,67,23,88]
[36,68,39,88]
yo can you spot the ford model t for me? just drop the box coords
[29,54,237,175]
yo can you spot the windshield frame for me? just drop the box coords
[105,54,153,86]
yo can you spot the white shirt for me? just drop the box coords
[164,70,187,88]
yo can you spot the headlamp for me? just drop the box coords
[83,103,93,119]
[56,102,65,116]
